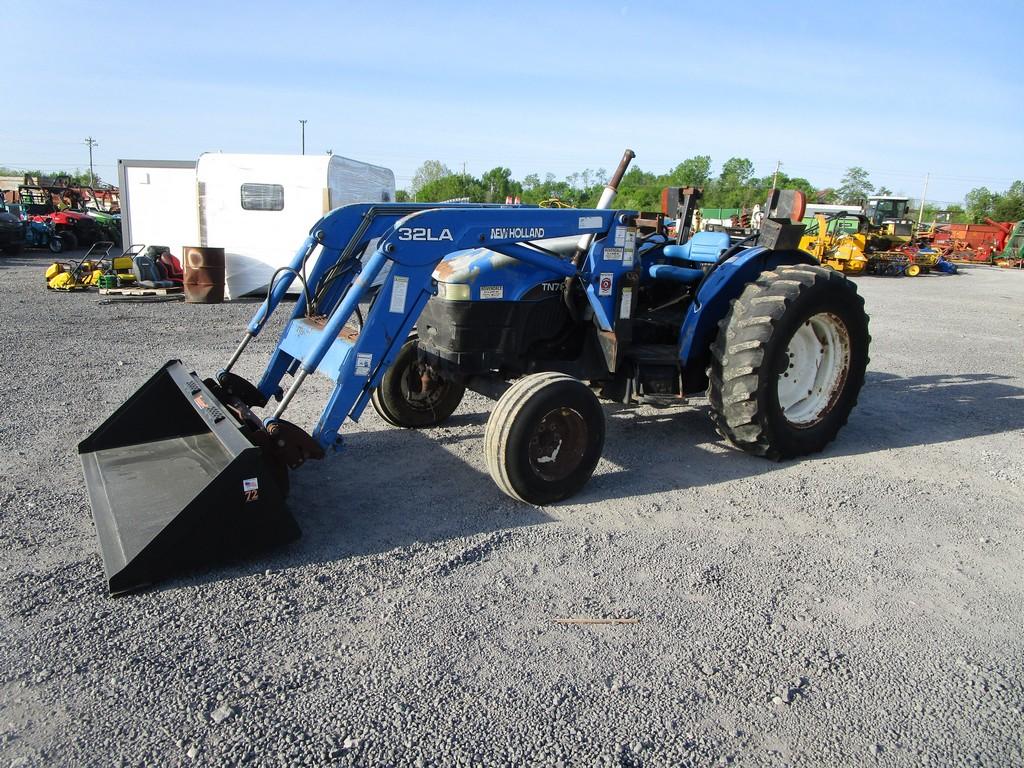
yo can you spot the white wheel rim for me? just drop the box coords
[776,312,851,427]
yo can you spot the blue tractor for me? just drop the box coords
[79,151,870,593]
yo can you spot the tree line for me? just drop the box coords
[0,166,99,187]
[400,158,1024,224]
[4,160,1020,225]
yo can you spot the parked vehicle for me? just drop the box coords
[25,219,65,253]
[0,205,26,255]
[79,151,871,594]
[18,185,103,249]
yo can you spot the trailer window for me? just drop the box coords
[240,183,284,211]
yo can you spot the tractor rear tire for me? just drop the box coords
[60,231,78,251]
[485,372,604,505]
[370,336,465,428]
[708,264,869,460]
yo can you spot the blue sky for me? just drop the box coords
[2,0,1021,204]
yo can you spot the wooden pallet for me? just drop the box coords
[99,286,183,296]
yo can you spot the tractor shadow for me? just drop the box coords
[585,370,1024,503]
[265,422,552,572]
[236,368,1024,578]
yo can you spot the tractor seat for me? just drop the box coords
[648,231,731,284]
[663,231,731,264]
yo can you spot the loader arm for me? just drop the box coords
[246,205,622,451]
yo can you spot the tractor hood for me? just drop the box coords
[431,237,577,302]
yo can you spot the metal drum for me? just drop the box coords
[183,246,225,303]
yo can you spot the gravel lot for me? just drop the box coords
[1,251,1022,767]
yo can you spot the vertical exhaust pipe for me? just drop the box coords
[573,148,635,267]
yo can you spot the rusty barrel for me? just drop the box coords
[183,246,225,304]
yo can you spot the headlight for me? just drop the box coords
[438,282,471,301]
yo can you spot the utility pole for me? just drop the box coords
[299,120,307,155]
[771,160,781,192]
[84,136,98,187]
[917,172,930,228]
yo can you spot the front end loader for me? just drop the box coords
[79,151,870,594]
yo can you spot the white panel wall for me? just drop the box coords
[122,165,199,258]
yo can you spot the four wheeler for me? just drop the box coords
[24,219,65,253]
[78,149,871,594]
[86,208,123,247]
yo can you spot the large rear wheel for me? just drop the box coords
[708,265,870,459]
[485,372,605,505]
[370,336,465,428]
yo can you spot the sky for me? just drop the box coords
[2,0,1022,206]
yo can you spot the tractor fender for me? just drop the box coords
[677,247,816,393]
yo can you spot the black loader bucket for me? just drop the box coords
[78,360,298,594]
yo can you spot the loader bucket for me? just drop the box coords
[78,360,298,594]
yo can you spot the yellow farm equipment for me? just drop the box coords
[799,213,869,274]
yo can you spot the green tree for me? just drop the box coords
[394,189,410,202]
[992,180,1024,221]
[613,166,661,210]
[479,167,523,202]
[665,155,712,188]
[416,173,483,202]
[836,167,873,206]
[410,160,451,197]
[875,185,893,196]
[964,187,996,223]
[709,157,756,207]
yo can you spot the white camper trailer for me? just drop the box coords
[119,153,396,298]
[197,153,395,297]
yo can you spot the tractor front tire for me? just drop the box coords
[708,265,869,460]
[485,372,605,505]
[48,236,64,254]
[370,336,465,428]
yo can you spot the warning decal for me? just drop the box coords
[389,275,409,313]
[598,273,613,296]
[623,229,636,266]
[355,353,373,376]
[480,285,504,299]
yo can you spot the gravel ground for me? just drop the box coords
[1,250,1023,767]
